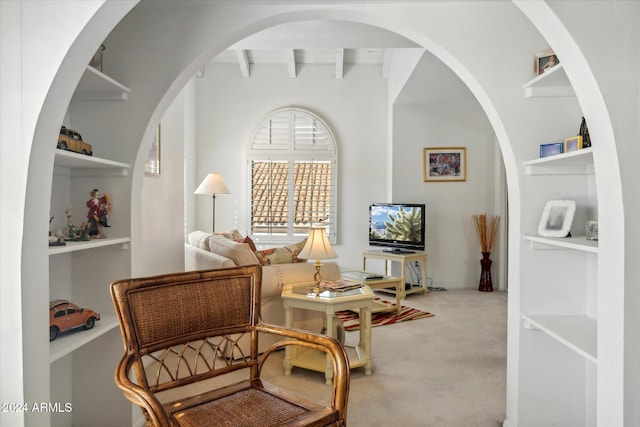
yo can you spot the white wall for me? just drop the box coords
[392,102,499,289]
[189,62,388,270]
[137,87,187,276]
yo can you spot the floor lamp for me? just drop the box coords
[299,225,338,294]
[194,173,230,232]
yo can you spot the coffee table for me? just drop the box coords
[281,284,374,384]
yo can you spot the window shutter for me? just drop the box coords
[249,108,337,243]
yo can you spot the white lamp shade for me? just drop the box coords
[299,226,338,260]
[194,173,230,195]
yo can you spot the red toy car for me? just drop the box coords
[49,299,100,341]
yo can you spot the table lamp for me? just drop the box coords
[194,173,230,232]
[299,225,338,294]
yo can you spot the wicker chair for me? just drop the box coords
[110,265,350,427]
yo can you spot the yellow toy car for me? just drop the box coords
[58,126,93,156]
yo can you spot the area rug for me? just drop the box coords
[335,297,434,331]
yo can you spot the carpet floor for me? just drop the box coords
[259,288,507,427]
[336,297,434,331]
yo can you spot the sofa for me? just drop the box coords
[185,230,341,357]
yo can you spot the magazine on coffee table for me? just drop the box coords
[321,279,363,292]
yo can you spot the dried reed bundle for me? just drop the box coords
[473,213,500,253]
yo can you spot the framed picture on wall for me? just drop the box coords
[423,147,466,182]
[145,124,161,176]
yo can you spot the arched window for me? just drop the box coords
[248,108,337,244]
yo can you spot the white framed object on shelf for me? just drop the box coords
[538,200,576,238]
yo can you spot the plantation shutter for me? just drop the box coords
[249,108,337,243]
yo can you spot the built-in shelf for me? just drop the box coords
[49,314,118,363]
[523,147,593,175]
[524,234,598,253]
[522,314,597,364]
[49,237,131,255]
[54,150,130,176]
[523,64,574,98]
[73,65,130,101]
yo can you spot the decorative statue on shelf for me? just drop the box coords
[62,208,90,241]
[86,188,111,239]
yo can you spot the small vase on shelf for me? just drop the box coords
[478,251,493,292]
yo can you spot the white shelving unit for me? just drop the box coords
[48,65,132,426]
[73,65,130,101]
[519,66,599,426]
[522,314,597,364]
[523,63,573,98]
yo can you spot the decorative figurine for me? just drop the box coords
[48,216,65,246]
[62,208,90,241]
[86,189,111,239]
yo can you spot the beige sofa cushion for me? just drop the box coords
[187,231,213,251]
[207,234,259,266]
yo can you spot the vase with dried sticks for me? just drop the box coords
[472,213,500,292]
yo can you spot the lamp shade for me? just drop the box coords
[194,173,230,195]
[299,226,338,260]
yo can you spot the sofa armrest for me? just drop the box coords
[184,244,235,271]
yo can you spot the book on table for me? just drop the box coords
[321,280,363,292]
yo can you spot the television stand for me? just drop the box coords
[362,250,428,300]
[382,248,415,254]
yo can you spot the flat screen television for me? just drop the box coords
[368,203,426,252]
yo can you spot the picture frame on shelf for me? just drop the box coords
[534,49,560,75]
[540,142,564,158]
[538,200,576,238]
[585,220,598,241]
[145,124,161,176]
[564,135,583,153]
[423,147,466,182]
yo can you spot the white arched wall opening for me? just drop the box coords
[17,2,625,426]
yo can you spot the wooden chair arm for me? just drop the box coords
[256,322,350,421]
[115,352,173,427]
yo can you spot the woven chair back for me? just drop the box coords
[111,265,262,393]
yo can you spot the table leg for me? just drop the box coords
[283,305,293,376]
[399,259,407,302]
[421,256,428,294]
[394,279,402,314]
[324,312,334,385]
[361,306,372,376]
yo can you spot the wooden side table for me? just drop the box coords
[282,284,374,385]
[342,271,404,314]
[362,250,428,300]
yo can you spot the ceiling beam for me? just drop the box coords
[286,49,296,78]
[335,48,344,79]
[235,49,250,78]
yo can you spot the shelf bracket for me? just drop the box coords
[522,317,540,330]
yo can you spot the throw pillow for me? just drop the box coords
[255,238,308,266]
[239,236,257,252]
[214,228,243,241]
[207,234,259,266]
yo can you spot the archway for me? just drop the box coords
[19,2,622,426]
